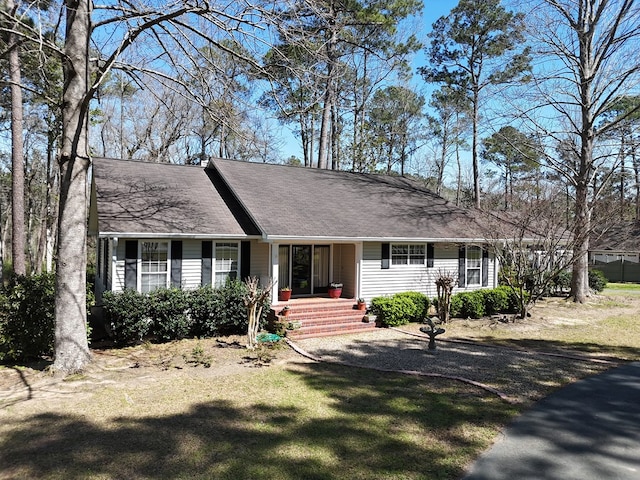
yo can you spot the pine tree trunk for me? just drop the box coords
[8,0,26,276]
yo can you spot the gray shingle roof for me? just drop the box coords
[209,158,488,240]
[591,221,640,252]
[92,157,256,237]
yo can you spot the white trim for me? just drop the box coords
[98,232,259,240]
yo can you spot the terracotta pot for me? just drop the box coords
[328,287,342,299]
[278,289,292,301]
[281,308,290,317]
[357,302,366,311]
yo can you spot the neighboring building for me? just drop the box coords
[89,157,503,304]
[590,221,640,282]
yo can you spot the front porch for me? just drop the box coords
[268,297,376,340]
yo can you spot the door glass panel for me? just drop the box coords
[313,246,330,293]
[292,245,311,295]
[278,245,290,290]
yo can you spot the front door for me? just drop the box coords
[292,245,311,295]
[279,245,330,296]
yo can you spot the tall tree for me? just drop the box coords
[420,0,531,208]
[0,0,274,373]
[366,84,424,174]
[425,85,471,196]
[522,0,640,302]
[481,126,541,210]
[5,0,26,275]
[269,0,421,169]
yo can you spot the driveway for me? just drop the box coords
[463,361,640,480]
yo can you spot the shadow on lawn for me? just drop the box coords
[455,336,639,361]
[0,361,515,480]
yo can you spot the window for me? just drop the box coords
[466,246,482,285]
[392,244,425,265]
[215,242,238,286]
[141,242,168,293]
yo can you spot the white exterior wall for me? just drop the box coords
[113,239,126,292]
[250,240,271,285]
[360,242,497,301]
[108,238,271,293]
[181,240,202,289]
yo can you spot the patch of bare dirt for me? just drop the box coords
[0,336,302,409]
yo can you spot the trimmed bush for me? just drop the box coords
[188,286,220,337]
[103,289,150,345]
[450,291,485,319]
[370,295,417,327]
[0,273,55,362]
[589,269,608,292]
[393,291,430,321]
[483,288,509,315]
[147,288,191,341]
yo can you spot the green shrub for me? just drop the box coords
[103,289,150,345]
[370,295,416,327]
[450,291,485,319]
[393,291,430,321]
[147,288,191,341]
[0,273,56,362]
[589,269,608,292]
[483,288,509,315]
[551,270,571,294]
[188,286,221,337]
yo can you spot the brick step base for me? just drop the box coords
[269,297,376,340]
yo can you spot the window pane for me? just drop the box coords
[467,269,481,285]
[214,242,239,286]
[141,242,168,292]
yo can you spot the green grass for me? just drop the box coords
[0,364,516,480]
[603,282,640,292]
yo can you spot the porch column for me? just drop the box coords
[355,242,363,298]
[271,243,280,305]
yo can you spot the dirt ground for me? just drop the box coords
[1,291,638,410]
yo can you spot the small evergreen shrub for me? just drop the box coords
[483,287,509,315]
[393,291,430,321]
[551,270,571,294]
[589,269,608,292]
[450,291,485,319]
[370,295,416,327]
[103,289,150,345]
[147,288,191,341]
[0,273,56,362]
[188,286,220,337]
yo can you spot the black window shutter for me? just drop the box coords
[125,240,137,290]
[240,241,251,280]
[482,247,489,287]
[171,241,183,288]
[458,246,466,288]
[201,241,213,286]
[427,243,434,268]
[381,243,390,269]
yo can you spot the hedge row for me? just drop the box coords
[370,291,430,327]
[103,280,269,345]
[449,286,522,319]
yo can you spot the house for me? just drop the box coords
[590,221,640,283]
[89,157,502,304]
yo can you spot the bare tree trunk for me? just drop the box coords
[54,0,91,373]
[8,0,26,276]
[471,85,481,209]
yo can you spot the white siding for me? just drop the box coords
[250,241,270,285]
[113,240,126,292]
[181,240,202,289]
[361,242,497,301]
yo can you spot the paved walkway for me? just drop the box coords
[463,361,640,480]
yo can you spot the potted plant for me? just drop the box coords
[280,305,290,317]
[328,282,343,299]
[278,286,292,302]
[356,297,366,311]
